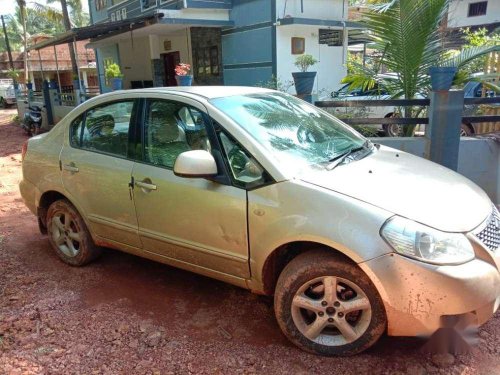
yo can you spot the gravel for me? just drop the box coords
[1,108,499,374]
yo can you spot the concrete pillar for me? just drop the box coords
[82,70,89,89]
[425,90,464,171]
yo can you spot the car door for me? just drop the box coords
[131,96,251,278]
[60,99,142,248]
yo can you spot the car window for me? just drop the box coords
[78,101,134,157]
[218,130,265,187]
[70,115,84,147]
[143,99,211,169]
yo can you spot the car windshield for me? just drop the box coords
[211,92,368,171]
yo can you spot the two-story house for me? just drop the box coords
[444,0,499,47]
[84,0,361,95]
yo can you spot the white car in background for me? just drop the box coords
[330,82,403,137]
[0,79,17,108]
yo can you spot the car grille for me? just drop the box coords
[475,206,500,252]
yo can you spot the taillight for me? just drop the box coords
[21,141,28,161]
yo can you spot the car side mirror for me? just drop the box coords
[174,150,218,178]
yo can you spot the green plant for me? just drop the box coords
[256,75,295,92]
[294,54,318,72]
[105,63,123,79]
[340,0,499,136]
[6,69,21,81]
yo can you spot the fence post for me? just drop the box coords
[42,81,54,126]
[425,89,464,171]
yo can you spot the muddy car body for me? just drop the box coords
[20,87,500,356]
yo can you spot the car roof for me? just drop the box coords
[106,86,275,100]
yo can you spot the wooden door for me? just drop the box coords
[163,51,180,86]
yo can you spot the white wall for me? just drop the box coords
[276,25,347,96]
[376,137,500,204]
[275,0,347,20]
[152,31,193,67]
[448,0,500,28]
[118,36,153,88]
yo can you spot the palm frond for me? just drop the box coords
[439,45,500,68]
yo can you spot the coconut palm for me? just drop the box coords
[342,0,500,136]
[15,0,28,83]
[32,0,89,78]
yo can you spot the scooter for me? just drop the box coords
[22,103,43,136]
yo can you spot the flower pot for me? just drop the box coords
[175,75,193,86]
[26,83,33,90]
[292,72,317,95]
[429,67,457,91]
[111,77,123,91]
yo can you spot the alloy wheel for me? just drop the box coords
[50,211,81,257]
[291,276,372,346]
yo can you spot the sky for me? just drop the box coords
[0,0,90,17]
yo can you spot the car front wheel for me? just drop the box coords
[274,250,386,356]
[46,199,101,266]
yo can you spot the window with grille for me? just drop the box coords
[468,1,488,17]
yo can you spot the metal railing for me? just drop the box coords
[315,96,500,127]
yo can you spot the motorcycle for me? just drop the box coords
[22,102,43,136]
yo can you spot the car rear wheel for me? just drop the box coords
[383,113,402,137]
[460,123,474,137]
[274,250,386,356]
[46,199,101,266]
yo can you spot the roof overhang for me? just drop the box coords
[277,17,365,29]
[28,13,164,51]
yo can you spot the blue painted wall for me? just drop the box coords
[186,0,232,8]
[96,44,121,93]
[222,0,276,86]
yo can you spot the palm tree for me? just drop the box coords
[15,0,28,83]
[342,0,499,136]
[33,0,89,79]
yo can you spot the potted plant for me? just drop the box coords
[429,64,458,91]
[292,54,318,95]
[105,63,123,91]
[175,63,193,86]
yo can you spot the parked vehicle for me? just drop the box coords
[0,79,17,108]
[330,81,402,137]
[20,87,499,356]
[329,76,494,137]
[21,103,43,136]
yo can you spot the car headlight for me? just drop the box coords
[380,216,474,265]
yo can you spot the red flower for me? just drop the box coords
[175,63,191,76]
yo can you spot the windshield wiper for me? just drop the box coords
[326,140,371,170]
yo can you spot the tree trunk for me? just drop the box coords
[60,0,78,77]
[20,5,28,84]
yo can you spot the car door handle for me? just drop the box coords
[135,180,157,191]
[63,163,79,173]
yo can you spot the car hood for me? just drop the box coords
[299,146,492,232]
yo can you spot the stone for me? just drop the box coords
[431,353,455,368]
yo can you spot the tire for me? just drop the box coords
[274,250,386,356]
[46,199,101,266]
[460,123,473,137]
[382,113,402,137]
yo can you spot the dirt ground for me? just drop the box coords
[0,108,499,375]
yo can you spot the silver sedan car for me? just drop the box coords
[20,86,500,356]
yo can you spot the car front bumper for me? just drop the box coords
[359,250,500,337]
